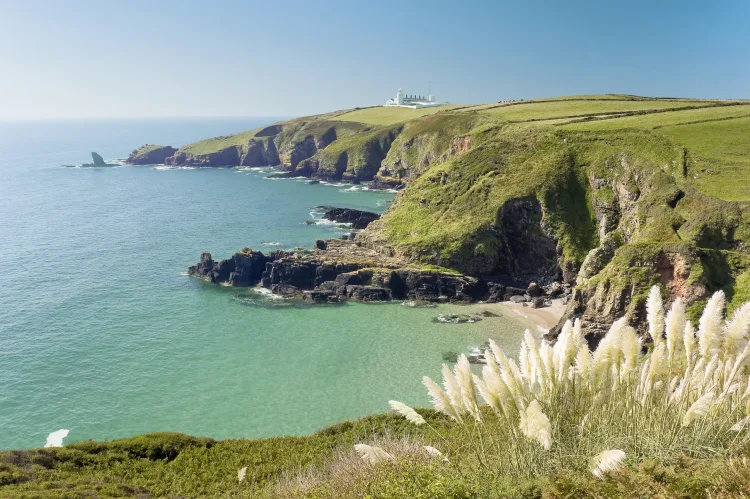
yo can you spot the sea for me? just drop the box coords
[0,118,531,450]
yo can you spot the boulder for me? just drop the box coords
[527,282,542,297]
[319,207,380,229]
[510,295,527,303]
[530,297,546,309]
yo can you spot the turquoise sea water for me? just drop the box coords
[0,119,530,450]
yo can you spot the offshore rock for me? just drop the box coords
[319,207,380,230]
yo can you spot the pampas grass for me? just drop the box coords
[591,450,626,479]
[389,286,750,478]
[388,400,425,425]
[354,444,395,465]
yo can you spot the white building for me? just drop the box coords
[384,88,443,109]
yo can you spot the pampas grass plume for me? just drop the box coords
[389,400,425,425]
[237,467,247,483]
[519,400,552,450]
[682,392,714,427]
[354,444,395,464]
[591,449,626,479]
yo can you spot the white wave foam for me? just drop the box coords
[153,165,196,171]
[260,241,282,246]
[45,429,69,448]
[251,287,285,300]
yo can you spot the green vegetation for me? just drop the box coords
[5,293,750,498]
[468,98,722,122]
[333,105,464,126]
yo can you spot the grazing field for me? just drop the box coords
[560,103,750,131]
[468,99,723,122]
[660,116,750,201]
[333,105,464,125]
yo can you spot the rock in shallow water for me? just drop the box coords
[434,314,483,324]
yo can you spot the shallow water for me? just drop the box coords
[0,119,530,449]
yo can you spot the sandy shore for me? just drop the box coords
[466,298,566,332]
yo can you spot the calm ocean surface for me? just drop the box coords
[0,118,528,450]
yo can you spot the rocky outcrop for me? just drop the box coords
[320,207,379,229]
[126,145,177,165]
[189,239,497,303]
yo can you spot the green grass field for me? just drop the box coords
[179,129,262,155]
[333,105,464,125]
[467,99,722,122]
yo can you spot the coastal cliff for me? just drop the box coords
[143,96,748,338]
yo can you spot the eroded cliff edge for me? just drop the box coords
[165,106,748,341]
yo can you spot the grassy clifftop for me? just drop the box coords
[160,95,750,329]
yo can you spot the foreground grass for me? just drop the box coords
[3,422,750,497]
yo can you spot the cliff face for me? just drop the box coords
[359,124,750,337]
[137,98,749,336]
[126,145,177,165]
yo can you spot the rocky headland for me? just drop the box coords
[135,97,749,342]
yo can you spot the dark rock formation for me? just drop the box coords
[319,207,380,229]
[188,239,494,304]
[126,145,178,165]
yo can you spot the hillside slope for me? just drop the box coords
[129,96,750,336]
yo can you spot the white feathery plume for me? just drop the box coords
[620,325,641,380]
[698,290,726,360]
[237,467,247,483]
[423,376,460,421]
[481,363,514,418]
[519,399,552,450]
[647,343,665,390]
[573,318,586,349]
[442,364,465,416]
[723,302,750,358]
[575,348,592,381]
[473,374,495,410]
[354,444,395,464]
[593,318,626,383]
[637,358,651,398]
[44,429,69,448]
[552,320,573,382]
[524,329,549,387]
[540,341,555,386]
[389,400,426,425]
[647,286,665,348]
[682,392,714,427]
[490,339,524,397]
[423,445,444,458]
[665,298,686,363]
[455,354,480,420]
[591,449,626,479]
[519,340,533,384]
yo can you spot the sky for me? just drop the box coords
[1,0,748,119]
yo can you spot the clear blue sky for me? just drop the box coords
[1,0,747,119]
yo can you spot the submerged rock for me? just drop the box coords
[434,314,483,324]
